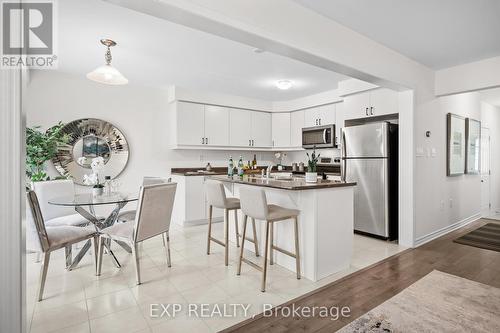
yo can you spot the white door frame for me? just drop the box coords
[0,68,26,333]
[480,127,491,216]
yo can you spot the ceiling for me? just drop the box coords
[294,0,500,70]
[480,88,500,107]
[50,0,347,101]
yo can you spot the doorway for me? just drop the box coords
[480,127,491,216]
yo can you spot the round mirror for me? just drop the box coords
[52,118,129,185]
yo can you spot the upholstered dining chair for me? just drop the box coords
[117,177,172,222]
[26,191,99,301]
[32,179,101,267]
[97,182,177,285]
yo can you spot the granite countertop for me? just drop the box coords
[208,174,356,190]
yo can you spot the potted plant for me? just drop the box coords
[82,156,106,196]
[305,148,320,183]
[26,122,70,186]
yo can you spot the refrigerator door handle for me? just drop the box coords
[341,130,347,182]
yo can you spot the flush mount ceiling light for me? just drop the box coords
[87,39,128,85]
[276,80,293,90]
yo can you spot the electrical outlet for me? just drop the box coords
[449,198,453,208]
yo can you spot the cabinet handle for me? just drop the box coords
[202,137,205,144]
[365,107,369,116]
[319,118,321,125]
[206,137,208,144]
[249,139,251,146]
[252,139,254,146]
[370,107,374,115]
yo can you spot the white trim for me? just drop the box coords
[414,213,481,247]
[0,68,25,333]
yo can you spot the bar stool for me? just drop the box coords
[237,186,301,292]
[205,180,260,266]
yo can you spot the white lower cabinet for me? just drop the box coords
[171,175,224,225]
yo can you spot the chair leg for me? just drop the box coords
[252,218,260,257]
[237,215,248,276]
[37,252,50,301]
[132,243,141,285]
[294,216,301,280]
[269,222,274,265]
[207,205,213,255]
[261,221,270,292]
[163,232,172,267]
[234,209,240,248]
[224,209,229,266]
[64,245,72,269]
[91,236,99,275]
[96,237,104,276]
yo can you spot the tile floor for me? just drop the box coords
[26,223,406,333]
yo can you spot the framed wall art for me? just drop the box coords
[465,118,481,174]
[446,113,466,176]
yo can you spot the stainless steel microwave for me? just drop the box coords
[302,124,336,149]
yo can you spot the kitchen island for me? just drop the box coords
[209,174,356,282]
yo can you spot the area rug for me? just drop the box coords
[454,222,500,252]
[337,270,500,332]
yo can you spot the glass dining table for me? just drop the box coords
[49,192,138,270]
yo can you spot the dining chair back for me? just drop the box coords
[32,179,75,220]
[26,191,99,301]
[26,191,50,253]
[134,183,177,243]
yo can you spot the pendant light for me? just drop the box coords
[87,39,128,85]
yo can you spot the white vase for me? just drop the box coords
[92,186,103,197]
[305,172,318,183]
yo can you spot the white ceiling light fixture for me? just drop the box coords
[276,80,293,90]
[87,39,128,85]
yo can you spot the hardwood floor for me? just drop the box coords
[223,218,500,333]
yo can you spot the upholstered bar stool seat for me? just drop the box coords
[237,186,301,292]
[205,180,260,266]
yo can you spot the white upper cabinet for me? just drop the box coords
[271,113,291,147]
[204,105,229,146]
[304,104,336,127]
[290,110,305,147]
[335,103,344,147]
[229,108,252,147]
[176,101,205,146]
[343,88,398,120]
[317,104,336,125]
[251,111,272,147]
[369,88,399,117]
[343,91,371,120]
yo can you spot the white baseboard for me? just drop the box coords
[414,212,481,247]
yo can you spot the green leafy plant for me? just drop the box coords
[26,122,70,182]
[306,147,320,172]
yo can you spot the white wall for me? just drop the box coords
[481,101,500,211]
[26,71,276,194]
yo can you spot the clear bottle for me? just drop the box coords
[103,176,112,196]
[237,156,244,176]
[228,156,234,177]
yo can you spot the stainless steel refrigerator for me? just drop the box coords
[341,122,398,240]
